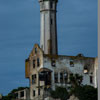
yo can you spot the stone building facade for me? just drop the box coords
[25,0,98,99]
[25,44,98,100]
[14,88,30,100]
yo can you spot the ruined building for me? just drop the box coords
[25,0,98,99]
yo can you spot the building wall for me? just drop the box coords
[43,55,96,88]
[28,44,44,99]
[27,45,98,99]
[94,57,98,88]
[15,88,30,100]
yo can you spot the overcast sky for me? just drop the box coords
[0,0,97,95]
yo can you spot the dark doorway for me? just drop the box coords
[39,71,51,85]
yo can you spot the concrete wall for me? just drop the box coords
[27,45,98,99]
[94,57,98,88]
[43,55,96,88]
[28,44,44,99]
[15,88,29,100]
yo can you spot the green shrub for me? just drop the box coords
[50,86,69,100]
[71,85,97,100]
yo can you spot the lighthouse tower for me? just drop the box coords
[39,0,58,55]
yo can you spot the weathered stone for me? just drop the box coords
[25,45,98,99]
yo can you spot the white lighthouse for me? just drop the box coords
[39,0,58,55]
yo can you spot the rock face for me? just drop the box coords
[68,95,79,100]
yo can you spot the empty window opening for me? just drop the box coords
[51,59,56,67]
[50,2,53,8]
[38,89,40,95]
[39,71,51,85]
[33,90,35,97]
[70,59,74,67]
[15,93,18,99]
[35,48,37,53]
[39,72,45,81]
[33,60,35,68]
[51,19,53,25]
[32,74,37,84]
[90,76,93,84]
[41,45,43,50]
[54,73,58,83]
[37,58,40,67]
[20,91,24,97]
[60,72,63,83]
[64,72,68,84]
[84,65,88,74]
[69,73,74,82]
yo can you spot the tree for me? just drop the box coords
[69,74,97,100]
[71,85,98,100]
[50,86,69,100]
[69,73,83,88]
[2,87,29,100]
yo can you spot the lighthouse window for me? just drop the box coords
[41,45,43,49]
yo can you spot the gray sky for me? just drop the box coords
[0,0,97,95]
